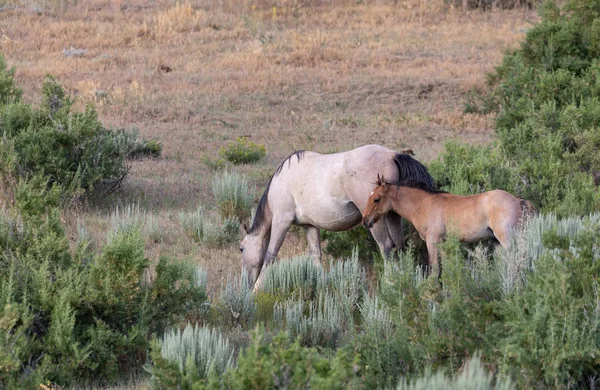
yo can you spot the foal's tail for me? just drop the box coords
[518,199,538,229]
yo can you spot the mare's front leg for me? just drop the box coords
[385,212,404,256]
[370,220,396,260]
[253,215,294,292]
[305,226,322,266]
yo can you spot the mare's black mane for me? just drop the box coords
[388,153,443,194]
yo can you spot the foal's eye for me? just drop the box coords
[374,198,380,203]
[240,247,244,253]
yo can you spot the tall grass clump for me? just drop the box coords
[204,217,240,247]
[218,272,256,328]
[179,206,206,242]
[179,206,239,247]
[211,170,254,221]
[108,203,144,239]
[261,255,325,299]
[155,324,234,382]
[274,292,351,349]
[324,249,365,310]
[496,212,600,293]
[108,204,169,243]
[396,354,514,390]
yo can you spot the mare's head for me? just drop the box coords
[240,189,272,287]
[240,227,265,287]
[362,174,393,229]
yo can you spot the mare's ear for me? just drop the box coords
[242,222,249,234]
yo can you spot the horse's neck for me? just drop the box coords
[390,187,429,223]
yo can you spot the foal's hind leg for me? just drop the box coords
[491,225,512,248]
[305,226,322,266]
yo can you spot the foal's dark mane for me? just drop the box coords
[388,153,443,194]
[248,150,305,234]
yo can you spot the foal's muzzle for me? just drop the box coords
[362,217,374,229]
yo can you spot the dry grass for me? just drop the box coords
[1,0,536,290]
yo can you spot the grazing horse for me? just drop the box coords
[241,145,435,291]
[362,174,537,270]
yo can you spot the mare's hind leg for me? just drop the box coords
[254,215,294,291]
[385,211,404,256]
[305,226,322,266]
[370,221,396,259]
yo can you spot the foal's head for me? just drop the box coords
[362,174,393,229]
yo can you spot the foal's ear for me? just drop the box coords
[376,173,384,186]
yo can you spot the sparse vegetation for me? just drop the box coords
[2,0,600,388]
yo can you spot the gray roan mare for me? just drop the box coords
[240,144,435,291]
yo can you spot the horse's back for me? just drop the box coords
[267,145,400,230]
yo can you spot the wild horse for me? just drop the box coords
[240,145,434,290]
[362,173,537,270]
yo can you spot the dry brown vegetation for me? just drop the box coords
[1,0,536,289]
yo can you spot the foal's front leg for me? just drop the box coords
[425,238,441,277]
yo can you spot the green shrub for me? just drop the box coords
[222,328,358,390]
[0,53,22,105]
[495,212,600,294]
[0,303,46,389]
[354,294,412,388]
[112,128,162,158]
[218,137,265,165]
[149,258,209,333]
[211,169,254,221]
[429,142,519,196]
[453,0,600,216]
[322,226,379,261]
[499,218,600,387]
[0,71,159,201]
[0,204,208,387]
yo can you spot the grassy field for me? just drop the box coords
[0,0,536,290]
